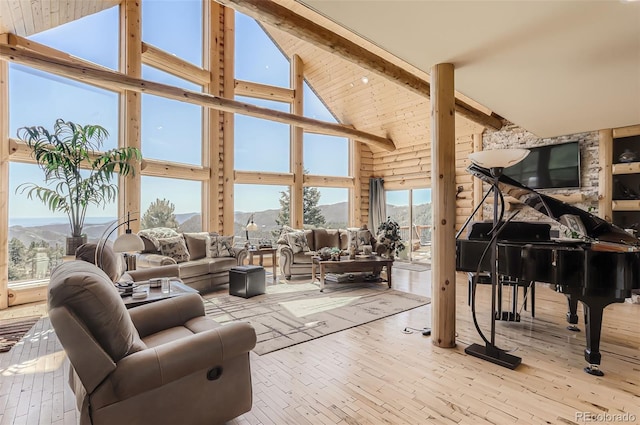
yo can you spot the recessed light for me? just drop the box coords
[361,76,369,84]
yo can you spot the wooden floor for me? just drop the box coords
[1,269,639,425]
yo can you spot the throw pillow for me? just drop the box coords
[157,235,190,263]
[286,231,310,254]
[346,228,374,250]
[138,227,179,251]
[207,235,235,257]
[277,225,297,245]
[183,232,210,260]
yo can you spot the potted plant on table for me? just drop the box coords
[16,119,142,255]
[377,216,406,259]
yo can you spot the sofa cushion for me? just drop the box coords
[206,256,238,274]
[313,228,341,251]
[157,235,191,263]
[178,258,212,279]
[183,232,209,260]
[48,261,146,362]
[208,235,235,257]
[286,231,310,254]
[293,252,315,264]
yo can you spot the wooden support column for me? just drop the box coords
[120,0,142,231]
[350,139,361,226]
[430,63,456,348]
[290,54,304,228]
[472,133,484,222]
[222,6,235,235]
[598,129,613,222]
[204,0,222,232]
[0,59,9,309]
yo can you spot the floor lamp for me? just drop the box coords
[465,148,529,370]
[96,212,145,271]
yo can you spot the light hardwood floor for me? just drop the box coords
[1,269,639,425]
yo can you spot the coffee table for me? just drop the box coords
[311,257,394,291]
[122,279,199,309]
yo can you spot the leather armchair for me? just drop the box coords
[48,261,257,425]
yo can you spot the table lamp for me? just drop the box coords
[465,148,529,370]
[245,214,258,249]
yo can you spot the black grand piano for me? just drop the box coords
[457,164,640,375]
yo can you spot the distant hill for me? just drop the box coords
[9,201,432,247]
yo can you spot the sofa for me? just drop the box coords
[277,226,379,279]
[48,260,256,425]
[134,227,248,293]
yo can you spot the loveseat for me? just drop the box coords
[277,226,378,279]
[135,228,248,293]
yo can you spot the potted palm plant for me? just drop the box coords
[16,119,142,255]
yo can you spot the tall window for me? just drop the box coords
[7,8,121,285]
[386,188,432,263]
[235,184,288,244]
[141,67,203,165]
[235,13,290,87]
[140,177,202,232]
[234,97,290,172]
[142,0,203,67]
[303,187,348,229]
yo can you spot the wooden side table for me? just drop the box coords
[248,247,278,282]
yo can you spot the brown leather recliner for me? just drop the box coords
[48,260,257,425]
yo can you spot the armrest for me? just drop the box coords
[137,253,177,268]
[232,247,248,265]
[277,245,294,277]
[108,322,256,400]
[129,293,204,337]
[123,264,179,282]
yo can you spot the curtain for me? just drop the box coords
[369,178,386,234]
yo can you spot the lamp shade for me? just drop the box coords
[468,149,530,169]
[246,222,258,232]
[113,231,145,253]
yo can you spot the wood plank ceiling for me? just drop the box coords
[0,1,119,36]
[262,0,486,152]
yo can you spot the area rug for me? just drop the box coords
[0,315,41,353]
[393,262,430,272]
[203,282,430,355]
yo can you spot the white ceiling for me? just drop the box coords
[298,0,640,138]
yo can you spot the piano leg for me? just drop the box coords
[580,297,624,376]
[566,296,580,332]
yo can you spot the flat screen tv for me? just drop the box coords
[503,141,581,189]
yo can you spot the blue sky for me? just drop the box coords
[7,1,353,219]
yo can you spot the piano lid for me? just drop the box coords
[467,164,640,246]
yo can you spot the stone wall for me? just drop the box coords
[481,121,600,235]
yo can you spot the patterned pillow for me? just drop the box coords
[286,231,310,254]
[157,235,190,263]
[346,228,373,250]
[138,227,179,251]
[208,235,235,257]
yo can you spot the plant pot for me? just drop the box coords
[66,235,87,256]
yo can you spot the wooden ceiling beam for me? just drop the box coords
[0,43,396,151]
[141,42,211,85]
[235,79,295,102]
[215,0,502,131]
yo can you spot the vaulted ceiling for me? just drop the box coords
[296,0,640,138]
[2,0,638,145]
